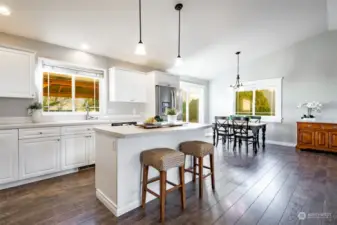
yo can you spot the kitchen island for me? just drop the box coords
[94,123,211,217]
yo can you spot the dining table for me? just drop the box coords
[212,122,267,150]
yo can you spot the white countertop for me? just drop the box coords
[0,120,124,130]
[94,123,212,138]
[297,119,337,124]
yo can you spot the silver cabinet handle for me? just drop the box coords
[39,132,43,134]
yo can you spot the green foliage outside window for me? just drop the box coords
[235,89,275,116]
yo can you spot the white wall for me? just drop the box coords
[0,32,209,120]
[210,31,337,144]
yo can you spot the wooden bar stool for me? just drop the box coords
[140,148,186,222]
[179,141,215,198]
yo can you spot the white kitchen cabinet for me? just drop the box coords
[19,137,61,180]
[88,134,95,165]
[61,134,93,169]
[0,130,19,184]
[0,47,35,98]
[109,67,147,103]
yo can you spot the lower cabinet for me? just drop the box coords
[298,129,315,147]
[61,134,94,169]
[329,132,337,149]
[19,137,61,179]
[297,122,337,152]
[0,130,19,184]
[88,134,95,165]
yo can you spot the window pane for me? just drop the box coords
[255,89,275,116]
[75,76,99,112]
[235,91,253,115]
[182,91,187,122]
[188,93,199,123]
[43,72,72,112]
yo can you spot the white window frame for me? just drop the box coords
[180,82,205,123]
[233,77,283,123]
[36,58,107,115]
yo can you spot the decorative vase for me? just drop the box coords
[31,109,42,123]
[167,115,177,124]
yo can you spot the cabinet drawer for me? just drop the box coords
[298,123,320,129]
[61,126,94,135]
[19,127,61,139]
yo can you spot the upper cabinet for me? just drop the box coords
[0,47,35,98]
[109,67,147,103]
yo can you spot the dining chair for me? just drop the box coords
[249,116,261,148]
[231,116,257,152]
[215,116,234,147]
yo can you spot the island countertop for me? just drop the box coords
[94,123,212,138]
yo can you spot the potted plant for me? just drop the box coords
[28,101,43,123]
[166,108,177,123]
[297,101,322,121]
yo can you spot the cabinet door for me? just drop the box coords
[0,47,35,98]
[329,132,337,149]
[315,131,329,148]
[19,137,61,179]
[109,68,147,102]
[298,130,315,147]
[88,135,95,165]
[61,135,88,170]
[0,130,18,184]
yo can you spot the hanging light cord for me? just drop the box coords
[237,52,240,77]
[178,8,181,57]
[139,0,142,43]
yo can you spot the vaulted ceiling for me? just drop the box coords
[0,0,329,79]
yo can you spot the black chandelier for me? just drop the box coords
[230,51,243,89]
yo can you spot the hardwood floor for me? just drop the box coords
[1,143,337,225]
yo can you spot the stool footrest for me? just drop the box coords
[195,164,211,170]
[185,168,199,175]
[147,176,160,184]
[146,188,160,198]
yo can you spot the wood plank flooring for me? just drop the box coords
[1,143,337,225]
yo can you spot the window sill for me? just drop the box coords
[261,116,283,123]
[42,112,101,116]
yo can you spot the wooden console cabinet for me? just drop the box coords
[297,122,337,153]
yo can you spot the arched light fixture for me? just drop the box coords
[135,0,146,55]
[230,52,244,89]
[175,3,183,66]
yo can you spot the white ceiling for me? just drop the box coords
[0,0,329,79]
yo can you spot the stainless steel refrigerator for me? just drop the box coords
[155,85,182,118]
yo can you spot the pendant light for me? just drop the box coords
[135,0,146,55]
[175,3,183,66]
[230,52,244,89]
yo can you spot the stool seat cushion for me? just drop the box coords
[179,141,214,157]
[140,148,185,171]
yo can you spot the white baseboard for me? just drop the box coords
[96,189,118,216]
[0,169,78,190]
[265,140,296,147]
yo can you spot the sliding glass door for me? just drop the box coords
[181,82,204,123]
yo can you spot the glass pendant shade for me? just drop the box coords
[175,56,183,66]
[135,41,146,55]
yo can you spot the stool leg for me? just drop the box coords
[198,157,203,198]
[210,154,215,190]
[179,166,186,209]
[193,156,197,182]
[141,165,149,208]
[160,171,167,222]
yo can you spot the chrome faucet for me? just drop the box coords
[85,102,97,120]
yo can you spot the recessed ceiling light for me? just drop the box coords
[0,6,11,16]
[81,43,89,50]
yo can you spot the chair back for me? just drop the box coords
[249,116,261,123]
[232,116,249,136]
[215,116,231,134]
